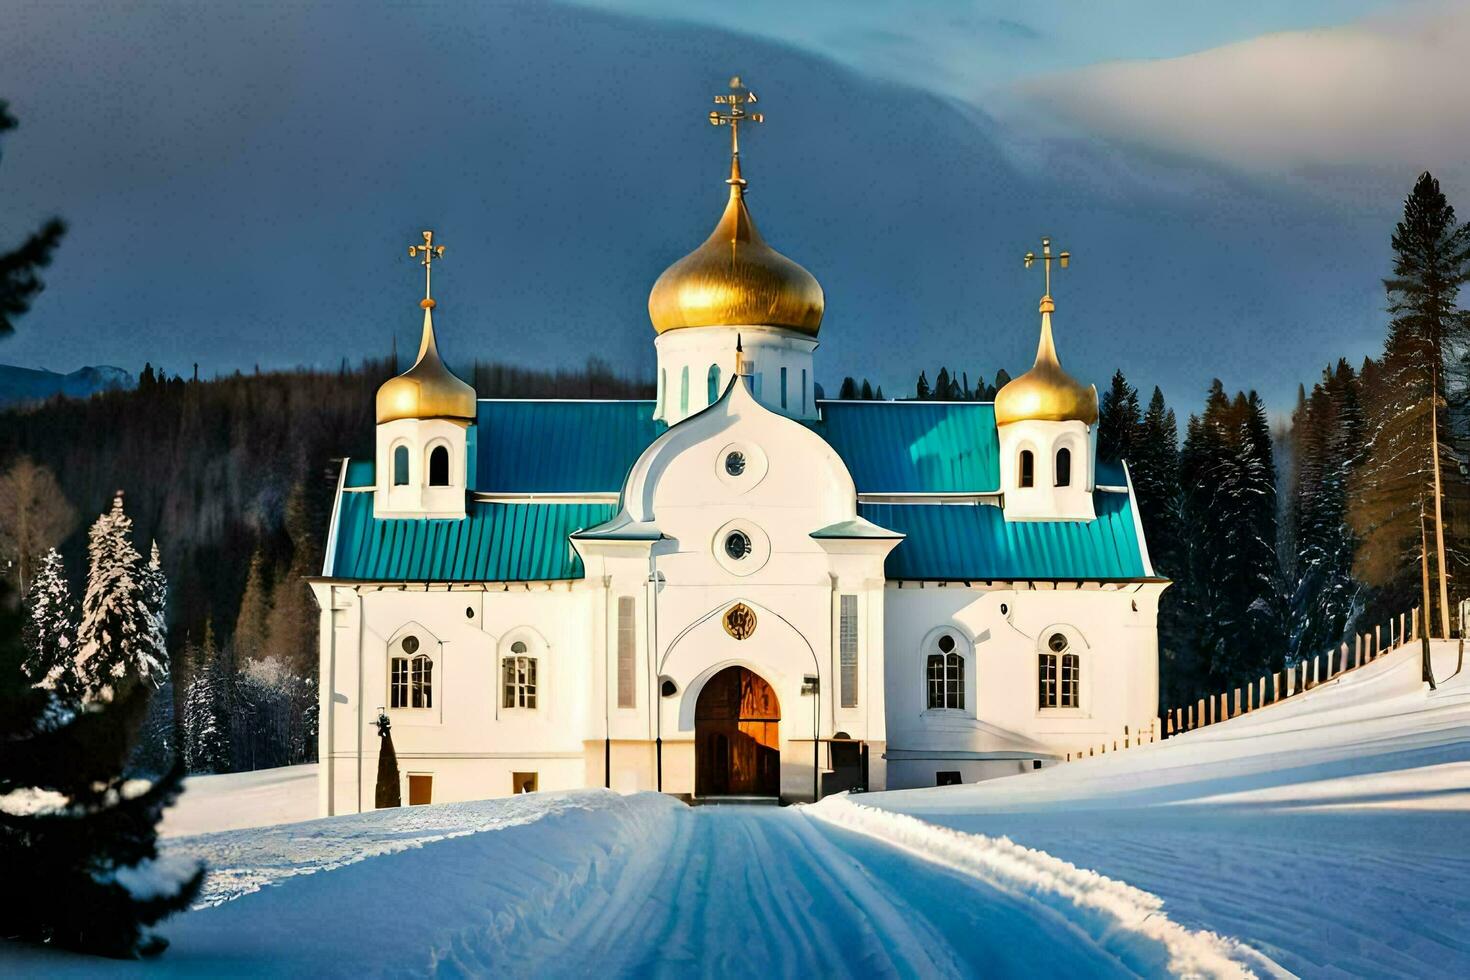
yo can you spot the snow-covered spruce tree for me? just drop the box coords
[130,540,175,773]
[21,546,81,705]
[75,493,163,702]
[0,577,203,957]
[182,622,229,774]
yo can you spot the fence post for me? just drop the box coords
[1124,724,1131,749]
[1220,692,1229,721]
[1188,704,1195,730]
[1340,642,1349,676]
[1259,676,1267,708]
[1400,612,1407,646]
[1411,607,1418,642]
[1233,688,1242,716]
[1377,624,1383,654]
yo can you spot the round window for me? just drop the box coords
[401,635,420,654]
[724,530,752,560]
[937,634,955,653]
[725,451,746,476]
[1048,632,1069,653]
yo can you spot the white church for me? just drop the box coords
[310,81,1163,813]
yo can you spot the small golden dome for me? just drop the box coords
[995,303,1098,427]
[649,159,824,336]
[376,308,476,424]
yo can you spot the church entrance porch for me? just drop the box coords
[694,666,780,799]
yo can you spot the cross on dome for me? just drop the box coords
[1023,237,1070,314]
[709,76,763,170]
[409,230,446,309]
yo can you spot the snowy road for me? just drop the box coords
[4,791,1273,978]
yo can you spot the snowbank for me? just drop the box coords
[863,640,1470,977]
[808,795,1280,979]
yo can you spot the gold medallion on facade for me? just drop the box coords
[723,602,757,640]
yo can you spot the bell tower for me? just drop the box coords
[373,231,476,520]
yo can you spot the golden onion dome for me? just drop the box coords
[994,297,1098,427]
[648,158,824,336]
[376,303,477,424]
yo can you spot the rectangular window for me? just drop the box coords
[927,654,945,709]
[1060,653,1080,708]
[503,655,538,709]
[390,657,408,709]
[411,657,432,709]
[408,773,432,805]
[1038,653,1058,708]
[780,366,788,409]
[801,368,807,413]
[512,771,538,794]
[839,594,858,708]
[617,596,636,709]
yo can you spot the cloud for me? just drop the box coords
[1012,3,1470,192]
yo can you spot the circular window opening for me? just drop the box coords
[725,451,746,477]
[401,635,420,655]
[466,606,475,619]
[937,634,955,653]
[660,678,678,698]
[1000,602,1009,615]
[723,530,752,561]
[1048,632,1069,653]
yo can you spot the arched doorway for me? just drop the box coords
[695,666,780,798]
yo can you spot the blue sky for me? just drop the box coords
[0,0,1463,415]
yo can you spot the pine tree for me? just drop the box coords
[233,545,272,663]
[874,385,884,401]
[0,576,203,957]
[183,622,230,773]
[1098,370,1141,462]
[21,546,81,704]
[860,379,874,400]
[838,376,857,399]
[75,493,163,701]
[915,371,931,400]
[1349,172,1470,635]
[139,540,168,683]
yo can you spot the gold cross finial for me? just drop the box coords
[1023,237,1070,313]
[709,76,763,183]
[408,230,446,309]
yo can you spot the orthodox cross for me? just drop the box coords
[1023,237,1070,305]
[709,76,763,159]
[409,230,446,308]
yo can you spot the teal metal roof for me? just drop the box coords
[328,400,1150,583]
[329,492,613,581]
[811,401,1001,493]
[859,492,1149,580]
[476,400,665,492]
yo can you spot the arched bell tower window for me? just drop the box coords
[428,445,450,486]
[708,364,721,404]
[1055,447,1072,487]
[925,633,965,710]
[1019,450,1035,488]
[393,445,410,486]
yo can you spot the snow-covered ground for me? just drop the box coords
[159,764,318,838]
[864,640,1470,977]
[4,641,1464,977]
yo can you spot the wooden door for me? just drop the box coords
[408,773,432,805]
[695,667,780,797]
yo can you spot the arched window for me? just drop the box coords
[392,445,410,486]
[390,635,432,709]
[708,364,721,404]
[680,366,690,417]
[780,366,788,409]
[1055,447,1072,487]
[503,640,538,709]
[926,633,965,710]
[428,445,450,486]
[1038,632,1080,708]
[657,368,666,416]
[1019,450,1035,488]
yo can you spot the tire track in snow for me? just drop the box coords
[806,795,1289,980]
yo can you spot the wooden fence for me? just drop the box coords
[1064,608,1419,763]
